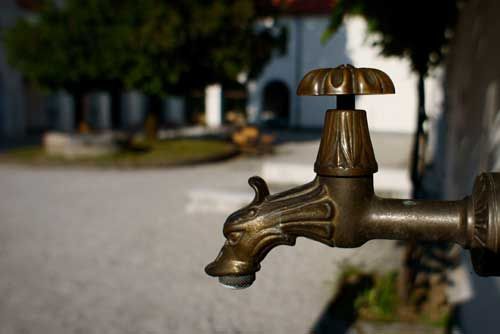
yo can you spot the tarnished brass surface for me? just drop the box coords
[296,64,395,96]
[205,64,500,289]
[205,176,335,278]
[470,173,500,275]
[315,109,378,176]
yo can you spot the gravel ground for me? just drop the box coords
[0,158,401,334]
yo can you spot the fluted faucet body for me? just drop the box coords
[205,65,500,289]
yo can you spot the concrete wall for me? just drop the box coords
[248,16,444,134]
[444,1,500,332]
[445,0,500,198]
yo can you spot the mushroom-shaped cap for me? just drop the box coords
[297,64,395,96]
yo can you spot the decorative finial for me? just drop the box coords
[297,64,395,96]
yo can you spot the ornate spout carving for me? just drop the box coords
[205,176,335,282]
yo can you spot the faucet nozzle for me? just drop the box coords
[218,274,256,289]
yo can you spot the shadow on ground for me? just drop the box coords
[312,274,373,334]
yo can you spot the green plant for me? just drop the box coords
[355,271,398,321]
[331,267,452,328]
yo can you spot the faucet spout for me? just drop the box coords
[205,176,336,288]
[205,172,500,288]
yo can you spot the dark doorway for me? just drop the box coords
[262,80,290,128]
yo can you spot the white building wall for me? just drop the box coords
[249,16,443,134]
[247,17,298,126]
[345,18,417,133]
[205,84,223,128]
[298,17,351,128]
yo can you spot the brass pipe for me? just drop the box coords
[366,198,469,246]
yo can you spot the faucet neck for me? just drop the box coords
[315,109,378,177]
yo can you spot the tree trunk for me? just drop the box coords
[400,74,429,304]
[144,95,163,141]
[73,91,87,133]
[411,74,428,198]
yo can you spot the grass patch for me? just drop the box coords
[329,268,451,328]
[0,139,238,168]
[355,271,399,322]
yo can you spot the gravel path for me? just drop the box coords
[0,159,401,334]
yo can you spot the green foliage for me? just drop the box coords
[3,0,285,97]
[323,0,461,76]
[4,0,135,93]
[127,0,286,96]
[354,271,398,321]
[336,269,451,327]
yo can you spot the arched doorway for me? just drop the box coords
[262,80,290,128]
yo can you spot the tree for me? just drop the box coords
[126,1,285,94]
[4,0,136,130]
[323,0,461,306]
[4,0,285,133]
[124,0,285,134]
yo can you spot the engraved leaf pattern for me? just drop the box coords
[316,110,377,175]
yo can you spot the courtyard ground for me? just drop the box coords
[0,152,401,334]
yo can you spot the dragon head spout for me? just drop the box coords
[205,176,335,288]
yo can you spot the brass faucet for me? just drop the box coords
[205,64,500,289]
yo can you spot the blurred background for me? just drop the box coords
[0,0,498,333]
